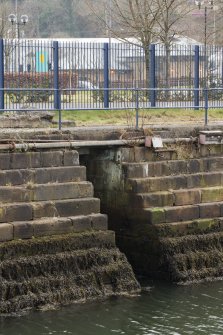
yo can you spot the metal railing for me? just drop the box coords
[0,38,223,128]
[44,87,223,129]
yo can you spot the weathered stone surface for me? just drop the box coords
[203,157,223,172]
[173,189,201,206]
[0,186,32,203]
[201,187,223,203]
[120,147,153,163]
[35,166,85,184]
[11,152,41,169]
[145,208,166,224]
[199,202,221,218]
[0,172,6,185]
[168,160,188,175]
[154,149,177,161]
[122,163,149,178]
[187,174,202,188]
[0,204,33,223]
[0,231,140,314]
[154,218,220,237]
[130,175,187,193]
[200,146,209,157]
[0,223,13,242]
[32,217,73,237]
[30,182,94,201]
[151,160,188,177]
[186,172,222,189]
[70,215,91,232]
[134,192,174,208]
[202,172,223,188]
[209,144,223,155]
[148,162,169,177]
[13,221,34,239]
[165,205,200,223]
[41,151,63,167]
[32,201,59,219]
[55,198,100,217]
[89,213,108,230]
[63,151,79,166]
[187,159,202,174]
[5,169,35,186]
[0,153,11,170]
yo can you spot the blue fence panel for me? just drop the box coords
[58,41,105,110]
[0,39,4,111]
[4,39,54,111]
[1,39,223,112]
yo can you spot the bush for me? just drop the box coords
[5,71,77,103]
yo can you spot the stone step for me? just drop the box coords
[0,150,79,170]
[0,166,86,186]
[127,171,223,193]
[0,248,121,281]
[0,181,93,203]
[169,250,223,283]
[0,198,101,223]
[0,213,108,242]
[0,231,116,261]
[0,245,139,314]
[133,189,200,208]
[120,146,177,163]
[122,156,223,178]
[142,202,223,225]
[152,218,223,238]
[161,231,223,256]
[134,186,223,208]
[174,266,223,284]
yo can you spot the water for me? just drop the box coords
[1,280,223,335]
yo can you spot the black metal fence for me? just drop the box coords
[0,38,223,113]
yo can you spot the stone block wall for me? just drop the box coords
[0,148,140,314]
[81,141,223,284]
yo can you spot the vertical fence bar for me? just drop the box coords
[53,41,61,129]
[149,44,156,107]
[204,87,208,126]
[0,39,4,112]
[194,45,199,110]
[104,43,109,108]
[135,88,139,129]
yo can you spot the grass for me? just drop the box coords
[53,108,223,127]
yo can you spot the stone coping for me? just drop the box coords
[0,123,223,141]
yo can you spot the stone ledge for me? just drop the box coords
[0,214,109,242]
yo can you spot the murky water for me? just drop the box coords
[1,280,223,335]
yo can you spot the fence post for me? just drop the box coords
[222,49,223,87]
[149,44,156,107]
[104,43,109,108]
[0,39,4,112]
[194,45,199,110]
[135,89,139,129]
[204,88,208,126]
[53,41,61,129]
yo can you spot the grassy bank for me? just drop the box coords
[53,108,223,127]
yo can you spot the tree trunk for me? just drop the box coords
[165,44,170,99]
[144,47,150,99]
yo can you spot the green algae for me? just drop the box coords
[0,232,140,314]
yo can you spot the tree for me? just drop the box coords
[154,0,193,90]
[0,0,13,38]
[87,0,162,90]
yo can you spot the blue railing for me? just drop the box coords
[0,38,223,128]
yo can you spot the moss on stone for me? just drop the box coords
[202,187,223,203]
[0,231,116,261]
[0,231,140,314]
[148,208,165,224]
